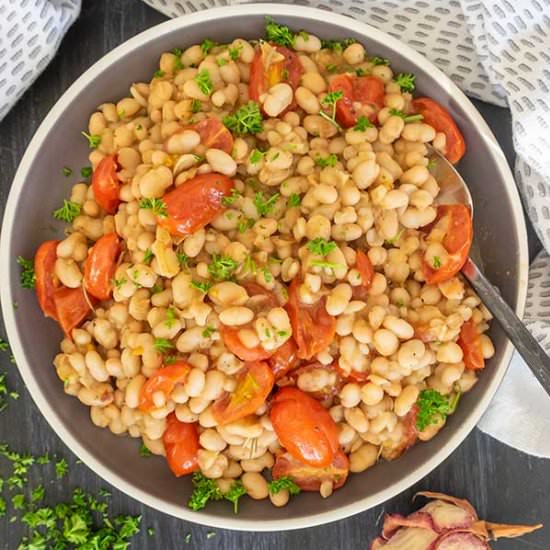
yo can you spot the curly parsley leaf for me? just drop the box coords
[153,338,175,354]
[53,200,81,223]
[249,149,265,165]
[307,238,337,256]
[200,38,216,55]
[81,131,101,149]
[139,444,153,457]
[224,481,246,514]
[395,72,416,92]
[354,115,374,131]
[265,16,295,48]
[190,280,213,293]
[287,193,301,207]
[17,256,35,289]
[416,389,451,431]
[314,154,338,168]
[321,38,357,54]
[223,101,263,136]
[208,254,239,281]
[253,192,280,216]
[195,69,213,96]
[371,56,390,66]
[187,472,223,511]
[80,166,93,178]
[268,476,301,495]
[139,198,168,218]
[320,90,344,130]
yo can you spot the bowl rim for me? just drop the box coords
[0,3,529,531]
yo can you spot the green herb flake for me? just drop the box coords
[238,218,255,233]
[177,252,189,268]
[55,458,69,479]
[314,154,338,168]
[154,69,165,78]
[201,38,216,55]
[320,90,344,130]
[307,238,337,257]
[395,72,416,92]
[221,188,242,206]
[139,444,153,457]
[190,280,213,293]
[249,149,265,165]
[265,16,295,48]
[195,69,213,96]
[139,197,168,218]
[191,99,202,113]
[355,67,368,76]
[287,193,301,207]
[427,158,437,170]
[62,166,72,177]
[113,277,126,289]
[371,56,390,66]
[0,339,9,352]
[81,131,101,149]
[202,326,216,339]
[153,338,175,354]
[143,248,154,265]
[223,101,263,136]
[388,107,424,123]
[432,256,442,269]
[165,307,177,329]
[253,191,280,216]
[262,267,273,283]
[228,45,242,61]
[148,527,155,536]
[80,166,92,178]
[17,256,35,290]
[416,389,451,431]
[354,115,374,131]
[268,476,301,495]
[53,200,81,223]
[325,63,338,73]
[207,531,217,539]
[208,254,239,281]
[217,57,228,67]
[188,472,223,511]
[321,38,357,54]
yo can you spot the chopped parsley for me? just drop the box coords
[221,188,242,206]
[139,197,168,218]
[243,254,257,274]
[165,307,177,328]
[143,248,154,264]
[321,38,357,53]
[172,47,183,57]
[238,218,255,233]
[355,67,368,77]
[388,108,423,123]
[80,166,92,178]
[371,56,390,66]
[253,192,280,216]
[395,72,416,92]
[432,256,442,269]
[191,99,201,113]
[81,131,101,149]
[201,38,216,55]
[427,159,437,170]
[139,444,153,457]
[217,57,228,67]
[325,64,338,73]
[265,16,295,48]
[164,355,177,365]
[177,252,189,268]
[208,254,239,281]
[16,256,35,289]
[307,238,337,257]
[154,69,165,78]
[53,200,81,223]
[195,69,213,96]
[249,149,265,164]
[190,280,213,293]
[113,277,126,289]
[202,326,216,338]
[223,101,263,135]
[287,193,301,207]
[153,338,175,354]
[228,44,242,60]
[416,389,451,431]
[262,267,273,283]
[354,115,374,131]
[314,154,338,168]
[0,339,9,352]
[55,458,69,479]
[188,473,247,513]
[268,476,301,495]
[62,167,72,177]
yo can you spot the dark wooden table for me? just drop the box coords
[0,1,547,548]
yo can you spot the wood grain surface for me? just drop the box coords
[0,1,547,548]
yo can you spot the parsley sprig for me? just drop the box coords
[195,69,213,96]
[268,476,301,495]
[16,257,35,289]
[188,473,247,513]
[265,16,295,48]
[395,72,416,92]
[321,38,357,53]
[223,101,263,135]
[354,115,374,131]
[52,200,81,223]
[139,198,168,218]
[416,389,451,431]
[320,91,343,130]
[307,238,337,256]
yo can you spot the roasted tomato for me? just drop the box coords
[356,249,374,288]
[268,338,300,380]
[412,97,466,164]
[272,450,349,491]
[220,282,279,362]
[249,43,303,106]
[162,413,200,477]
[423,204,473,285]
[52,287,93,337]
[458,319,485,370]
[139,361,191,412]
[212,361,275,425]
[83,232,121,301]
[380,406,419,461]
[270,387,340,468]
[91,155,120,214]
[328,74,385,128]
[286,277,336,360]
[194,118,234,154]
[34,240,60,320]
[159,173,235,236]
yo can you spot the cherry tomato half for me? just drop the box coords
[194,119,234,155]
[458,319,485,371]
[83,232,121,301]
[211,361,274,425]
[52,287,93,337]
[412,97,466,164]
[163,413,200,477]
[249,44,303,106]
[270,387,340,468]
[328,74,385,128]
[91,155,120,214]
[268,338,300,380]
[139,361,191,412]
[271,450,349,491]
[423,204,473,285]
[286,277,336,360]
[159,173,235,237]
[34,240,60,320]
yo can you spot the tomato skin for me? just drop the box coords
[458,319,485,370]
[163,413,200,477]
[34,240,60,320]
[272,450,349,491]
[159,173,235,236]
[412,97,466,163]
[211,361,275,425]
[423,204,473,284]
[53,287,93,337]
[268,338,300,380]
[92,155,120,214]
[286,277,336,360]
[270,387,340,468]
[329,74,385,128]
[249,44,303,107]
[356,249,374,288]
[83,233,121,301]
[194,119,234,154]
[139,362,191,412]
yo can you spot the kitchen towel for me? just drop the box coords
[2,0,550,457]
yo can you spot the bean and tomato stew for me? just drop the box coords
[28,19,493,511]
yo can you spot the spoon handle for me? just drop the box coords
[462,258,550,395]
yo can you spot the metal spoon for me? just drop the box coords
[427,146,550,394]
